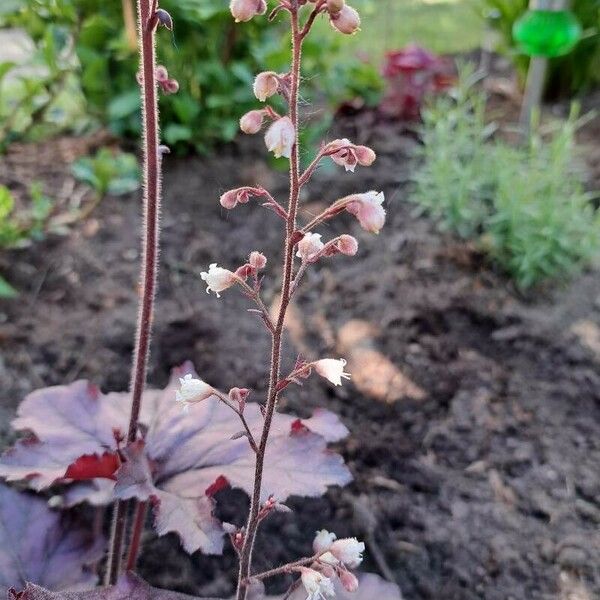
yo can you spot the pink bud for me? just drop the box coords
[354,145,376,167]
[235,264,253,279]
[155,65,169,82]
[240,110,265,135]
[163,79,179,94]
[265,116,295,159]
[253,71,279,102]
[230,0,267,22]
[339,570,359,593]
[337,234,358,256]
[330,4,360,34]
[220,188,252,210]
[249,251,267,270]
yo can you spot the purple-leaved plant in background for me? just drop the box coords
[0,1,401,599]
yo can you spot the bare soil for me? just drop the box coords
[2,101,600,600]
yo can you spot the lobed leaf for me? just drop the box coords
[0,363,351,554]
[0,483,104,595]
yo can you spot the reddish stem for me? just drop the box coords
[105,0,161,585]
[235,4,304,599]
[126,501,148,571]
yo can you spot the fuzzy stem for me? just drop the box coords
[235,4,303,599]
[105,0,161,585]
[126,501,148,571]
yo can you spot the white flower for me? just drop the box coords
[265,116,295,159]
[345,191,386,234]
[300,568,336,600]
[313,529,337,555]
[200,263,237,297]
[329,537,365,568]
[313,358,351,386]
[297,233,325,261]
[176,374,215,411]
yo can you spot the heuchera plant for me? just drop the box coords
[380,45,453,121]
[0,1,400,599]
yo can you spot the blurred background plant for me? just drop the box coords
[481,0,600,97]
[411,66,600,288]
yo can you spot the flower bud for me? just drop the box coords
[296,232,325,262]
[327,0,345,13]
[355,145,376,167]
[249,251,267,270]
[200,263,237,298]
[240,110,265,134]
[155,65,169,82]
[162,79,179,94]
[219,188,253,209]
[337,234,358,256]
[339,570,359,592]
[155,8,173,30]
[265,116,295,159]
[330,4,360,34]
[253,71,279,102]
[230,0,267,22]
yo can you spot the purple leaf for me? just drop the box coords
[9,573,217,600]
[0,483,104,595]
[0,363,351,555]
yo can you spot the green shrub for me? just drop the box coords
[481,0,600,97]
[1,0,382,152]
[411,67,600,288]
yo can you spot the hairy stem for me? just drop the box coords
[105,0,161,585]
[126,501,148,571]
[235,5,303,599]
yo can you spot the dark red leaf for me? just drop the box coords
[64,452,120,481]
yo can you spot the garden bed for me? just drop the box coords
[2,102,600,599]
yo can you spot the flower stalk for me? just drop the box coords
[105,0,163,584]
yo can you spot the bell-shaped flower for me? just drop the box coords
[330,4,360,34]
[176,374,215,412]
[265,116,295,159]
[329,537,365,568]
[240,110,265,134]
[296,232,325,262]
[249,251,267,270]
[328,139,376,172]
[313,358,351,386]
[313,529,337,555]
[299,568,336,600]
[200,263,237,297]
[230,0,267,22]
[345,191,386,234]
[253,71,280,101]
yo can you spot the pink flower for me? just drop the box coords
[299,568,335,600]
[313,530,337,554]
[240,110,265,134]
[253,71,279,101]
[296,233,325,261]
[229,0,267,22]
[265,116,295,159]
[328,139,376,172]
[329,4,360,34]
[329,537,365,568]
[313,359,351,386]
[345,191,386,234]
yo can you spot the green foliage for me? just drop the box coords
[71,148,140,197]
[481,0,600,97]
[1,0,382,152]
[412,68,600,288]
[0,183,54,297]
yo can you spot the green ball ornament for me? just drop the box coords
[513,0,582,57]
